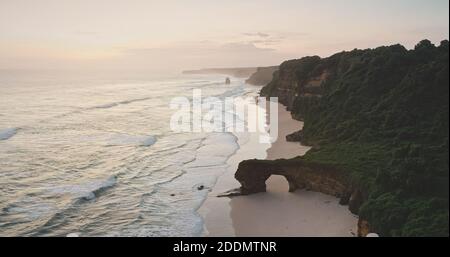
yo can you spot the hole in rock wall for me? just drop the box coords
[265,175,290,193]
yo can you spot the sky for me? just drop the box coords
[0,0,448,72]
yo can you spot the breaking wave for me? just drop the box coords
[93,97,152,109]
[107,134,157,147]
[0,127,19,141]
[49,175,117,201]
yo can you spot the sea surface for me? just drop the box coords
[0,70,263,236]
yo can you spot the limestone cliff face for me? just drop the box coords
[245,66,278,86]
[357,219,372,237]
[260,56,328,117]
[234,159,365,215]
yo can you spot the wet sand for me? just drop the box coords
[199,103,358,236]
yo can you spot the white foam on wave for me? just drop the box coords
[0,127,19,140]
[141,136,157,146]
[4,196,57,222]
[93,97,152,110]
[107,134,157,147]
[135,132,241,236]
[95,103,118,109]
[49,176,117,201]
[184,133,239,168]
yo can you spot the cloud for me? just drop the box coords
[241,31,298,46]
[249,39,282,45]
[220,42,275,52]
[115,40,284,70]
[122,41,275,57]
[243,32,270,38]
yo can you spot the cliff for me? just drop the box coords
[261,56,325,112]
[245,66,278,86]
[247,40,449,237]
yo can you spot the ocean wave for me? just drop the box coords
[49,175,117,201]
[49,96,154,120]
[107,134,157,147]
[0,76,255,236]
[0,127,19,140]
[190,81,226,89]
[17,176,118,236]
[141,136,157,146]
[215,84,245,99]
[1,196,57,222]
[93,97,152,109]
[95,103,119,109]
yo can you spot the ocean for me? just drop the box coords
[0,70,266,236]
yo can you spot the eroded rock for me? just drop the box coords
[235,158,351,197]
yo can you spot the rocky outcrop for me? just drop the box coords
[357,219,371,237]
[230,158,375,236]
[285,130,303,142]
[245,66,278,86]
[233,159,364,213]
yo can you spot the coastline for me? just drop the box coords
[199,102,358,236]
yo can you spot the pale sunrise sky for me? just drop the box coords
[0,0,448,72]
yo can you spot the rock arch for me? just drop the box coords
[234,158,364,214]
[232,158,371,236]
[265,174,296,193]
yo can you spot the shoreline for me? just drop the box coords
[199,102,358,237]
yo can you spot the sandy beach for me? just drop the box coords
[199,103,358,237]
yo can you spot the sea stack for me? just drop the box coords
[225,77,231,84]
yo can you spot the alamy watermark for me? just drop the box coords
[169,89,278,143]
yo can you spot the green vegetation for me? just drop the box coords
[262,40,449,236]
